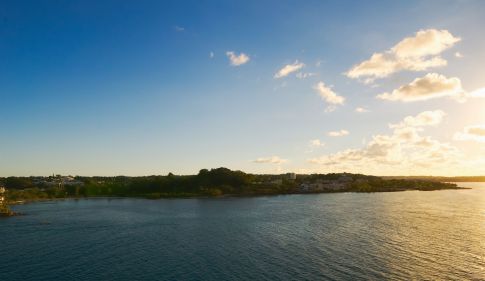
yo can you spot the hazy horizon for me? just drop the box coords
[3,169,485,178]
[1,0,485,177]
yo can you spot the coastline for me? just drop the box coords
[2,169,468,208]
[6,185,470,207]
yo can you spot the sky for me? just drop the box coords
[1,0,485,176]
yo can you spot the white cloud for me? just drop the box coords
[309,110,460,173]
[253,156,288,164]
[346,29,461,82]
[454,125,485,142]
[324,106,337,113]
[209,52,214,59]
[274,61,305,79]
[296,72,316,79]
[314,82,345,109]
[391,29,459,58]
[355,107,370,113]
[377,73,466,102]
[226,51,250,66]
[455,52,463,58]
[377,73,485,103]
[390,110,446,128]
[469,88,485,98]
[328,130,349,137]
[174,26,185,32]
[309,139,325,147]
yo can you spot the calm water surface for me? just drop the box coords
[1,183,485,280]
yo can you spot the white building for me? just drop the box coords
[0,187,5,204]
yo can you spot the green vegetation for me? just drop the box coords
[0,204,13,216]
[0,187,14,216]
[382,176,485,182]
[0,168,464,204]
[348,178,460,192]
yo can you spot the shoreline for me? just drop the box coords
[6,185,471,207]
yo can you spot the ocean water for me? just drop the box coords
[1,183,484,280]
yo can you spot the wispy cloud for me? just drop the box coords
[346,29,460,82]
[469,88,485,98]
[274,60,305,79]
[209,51,214,59]
[253,156,288,164]
[309,139,325,147]
[328,130,349,137]
[355,107,370,113]
[174,25,185,32]
[454,125,485,142]
[314,82,345,111]
[226,51,250,66]
[296,72,316,79]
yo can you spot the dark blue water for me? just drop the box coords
[1,183,485,280]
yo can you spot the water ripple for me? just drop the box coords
[1,184,485,280]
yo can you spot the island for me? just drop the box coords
[0,168,466,208]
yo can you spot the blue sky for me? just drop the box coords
[1,0,485,176]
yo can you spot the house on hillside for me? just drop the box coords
[62,177,84,186]
[299,177,352,192]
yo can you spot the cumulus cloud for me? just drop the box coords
[355,107,370,113]
[226,51,250,66]
[454,125,485,142]
[377,73,466,102]
[253,156,288,164]
[346,29,460,82]
[391,29,459,57]
[309,110,460,172]
[377,73,485,103]
[314,82,345,111]
[390,110,446,128]
[274,61,305,78]
[328,130,349,137]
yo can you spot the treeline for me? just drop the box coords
[1,177,37,189]
[79,168,263,198]
[1,168,463,202]
[348,179,459,192]
[2,168,295,201]
[382,176,485,182]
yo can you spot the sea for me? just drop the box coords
[1,182,484,280]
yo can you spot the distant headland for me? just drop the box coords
[0,186,19,217]
[0,168,470,211]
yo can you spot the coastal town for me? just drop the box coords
[0,169,462,208]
